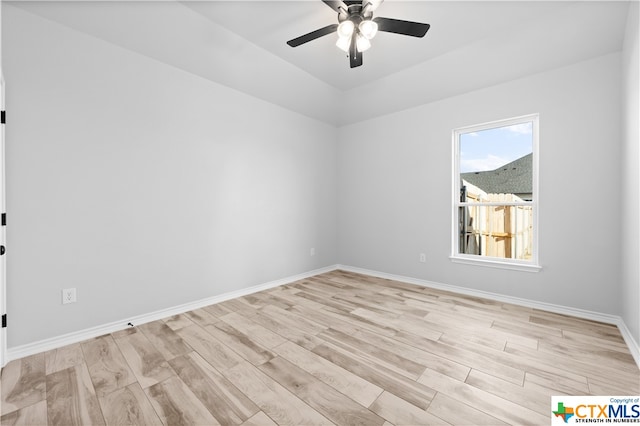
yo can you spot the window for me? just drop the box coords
[451,114,540,272]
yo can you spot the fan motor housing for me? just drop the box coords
[338,3,373,23]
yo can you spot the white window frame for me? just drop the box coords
[451,114,541,272]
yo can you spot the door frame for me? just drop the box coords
[1,70,6,368]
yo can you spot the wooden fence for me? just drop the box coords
[460,192,533,260]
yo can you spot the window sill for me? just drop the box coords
[449,256,542,273]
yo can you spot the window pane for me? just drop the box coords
[460,123,533,203]
[459,205,533,260]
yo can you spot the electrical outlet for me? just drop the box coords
[62,288,76,304]
[419,253,426,263]
[310,247,316,256]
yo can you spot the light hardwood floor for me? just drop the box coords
[1,270,638,425]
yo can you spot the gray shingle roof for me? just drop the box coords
[461,153,532,197]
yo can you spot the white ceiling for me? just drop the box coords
[7,1,631,125]
[181,0,572,90]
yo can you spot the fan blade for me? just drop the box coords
[287,24,339,47]
[349,34,363,68]
[350,52,363,68]
[322,0,347,13]
[373,17,430,37]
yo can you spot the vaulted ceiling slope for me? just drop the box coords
[7,1,631,126]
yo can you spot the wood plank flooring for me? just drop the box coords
[2,270,638,425]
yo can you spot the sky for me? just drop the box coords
[459,122,533,173]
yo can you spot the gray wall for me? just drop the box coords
[4,6,337,347]
[3,3,637,350]
[338,53,622,315]
[621,2,640,343]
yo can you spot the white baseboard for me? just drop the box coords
[616,319,640,369]
[336,264,640,368]
[5,263,639,370]
[4,264,339,364]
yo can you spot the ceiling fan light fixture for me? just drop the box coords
[359,20,378,39]
[356,34,371,52]
[337,20,355,38]
[336,35,351,52]
[286,0,431,69]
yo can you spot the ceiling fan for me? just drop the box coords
[286,0,430,69]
